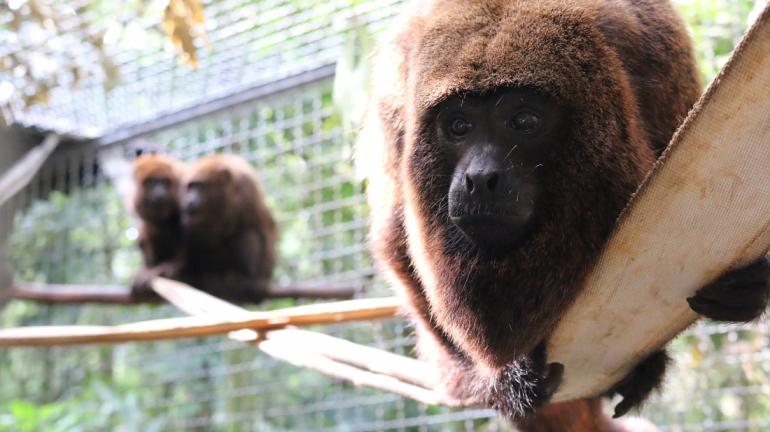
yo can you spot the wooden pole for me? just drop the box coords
[150,278,461,406]
[10,280,356,304]
[0,134,60,207]
[0,288,400,347]
[12,283,148,304]
[549,3,770,402]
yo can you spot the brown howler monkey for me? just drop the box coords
[130,154,186,299]
[174,154,277,303]
[363,0,770,425]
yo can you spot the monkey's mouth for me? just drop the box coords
[450,212,533,250]
[181,212,206,228]
[138,202,178,223]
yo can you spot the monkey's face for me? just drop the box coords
[181,168,233,232]
[435,87,566,251]
[136,175,180,223]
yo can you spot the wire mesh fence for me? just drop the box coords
[1,0,769,431]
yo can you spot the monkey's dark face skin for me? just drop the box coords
[181,169,233,236]
[136,176,180,223]
[437,88,565,251]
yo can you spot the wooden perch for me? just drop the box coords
[266,283,358,299]
[257,336,452,406]
[151,278,461,406]
[549,3,770,402]
[262,329,438,390]
[0,284,400,347]
[11,280,356,304]
[12,283,148,304]
[4,279,452,405]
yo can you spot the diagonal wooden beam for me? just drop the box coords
[0,285,400,347]
[0,134,60,207]
[549,3,770,401]
[150,278,461,407]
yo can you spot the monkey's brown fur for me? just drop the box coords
[365,0,699,420]
[517,399,660,432]
[176,154,277,303]
[131,154,186,298]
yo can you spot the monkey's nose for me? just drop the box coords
[465,171,500,195]
[185,200,201,215]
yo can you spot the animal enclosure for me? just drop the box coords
[1,0,769,431]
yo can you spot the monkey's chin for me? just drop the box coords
[450,215,531,251]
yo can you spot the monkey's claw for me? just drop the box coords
[608,350,669,418]
[533,362,565,406]
[687,257,770,322]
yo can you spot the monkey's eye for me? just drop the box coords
[449,118,473,137]
[187,181,205,191]
[143,178,166,188]
[509,111,541,133]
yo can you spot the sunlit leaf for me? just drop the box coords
[162,0,207,67]
[101,53,121,92]
[27,0,53,27]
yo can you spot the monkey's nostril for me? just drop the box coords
[186,201,201,215]
[487,173,499,191]
[465,174,475,193]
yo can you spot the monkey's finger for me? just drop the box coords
[687,295,767,322]
[536,362,564,403]
[613,398,633,418]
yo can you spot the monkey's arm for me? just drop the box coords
[130,260,181,300]
[375,208,563,418]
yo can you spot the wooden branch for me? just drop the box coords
[151,278,461,406]
[0,288,400,347]
[263,329,439,389]
[257,335,457,406]
[549,4,770,402]
[12,283,147,304]
[10,280,356,304]
[151,278,250,315]
[0,134,60,206]
[265,282,357,299]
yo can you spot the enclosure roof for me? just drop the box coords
[2,0,400,140]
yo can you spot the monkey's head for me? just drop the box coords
[133,154,185,223]
[386,1,660,367]
[400,1,656,256]
[181,155,270,239]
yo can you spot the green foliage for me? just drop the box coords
[9,185,140,285]
[675,0,759,84]
[333,18,376,139]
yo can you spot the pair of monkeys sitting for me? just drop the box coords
[130,153,276,303]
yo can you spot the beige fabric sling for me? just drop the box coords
[549,3,770,401]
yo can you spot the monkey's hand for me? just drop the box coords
[687,256,770,322]
[130,262,178,300]
[608,349,669,418]
[486,347,564,419]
